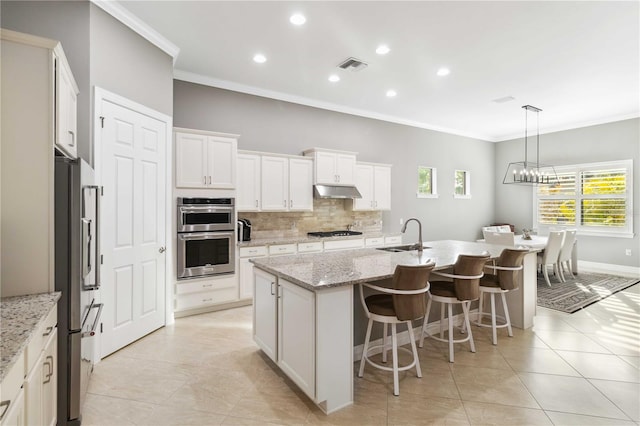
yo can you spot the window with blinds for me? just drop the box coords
[534,160,633,237]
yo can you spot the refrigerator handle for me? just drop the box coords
[94,185,101,289]
[81,218,92,279]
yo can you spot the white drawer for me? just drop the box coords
[0,351,25,406]
[269,244,297,256]
[25,306,57,373]
[385,235,402,246]
[323,238,364,251]
[239,246,268,258]
[175,288,237,311]
[298,241,323,253]
[176,276,237,295]
[365,237,385,247]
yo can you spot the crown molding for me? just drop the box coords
[173,69,496,142]
[91,0,180,63]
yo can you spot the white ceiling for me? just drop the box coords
[118,1,639,142]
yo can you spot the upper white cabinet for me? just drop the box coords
[237,153,261,211]
[55,56,79,159]
[303,148,357,186]
[352,163,392,211]
[174,128,238,189]
[1,29,80,296]
[238,151,313,212]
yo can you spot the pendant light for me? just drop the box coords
[503,105,558,185]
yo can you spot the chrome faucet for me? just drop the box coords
[401,218,423,253]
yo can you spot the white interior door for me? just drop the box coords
[99,98,167,357]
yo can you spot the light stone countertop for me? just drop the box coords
[1,292,61,382]
[251,240,511,291]
[238,231,402,248]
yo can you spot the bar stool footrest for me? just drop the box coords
[362,344,417,373]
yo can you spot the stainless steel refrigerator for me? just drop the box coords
[55,156,102,425]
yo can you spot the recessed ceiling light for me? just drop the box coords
[436,67,450,76]
[290,13,306,26]
[253,54,267,64]
[386,90,397,98]
[376,45,390,55]
[328,74,340,83]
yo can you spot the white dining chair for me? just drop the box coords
[558,229,577,282]
[537,230,565,286]
[484,231,515,246]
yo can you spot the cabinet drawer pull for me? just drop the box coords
[43,326,54,337]
[0,400,10,420]
[202,283,213,288]
[202,298,213,302]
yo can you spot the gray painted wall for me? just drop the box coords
[89,4,173,120]
[495,118,640,267]
[1,0,91,162]
[174,80,496,241]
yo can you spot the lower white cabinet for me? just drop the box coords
[239,246,268,300]
[323,238,364,251]
[278,279,315,399]
[0,389,24,426]
[174,275,238,312]
[253,269,278,362]
[253,270,316,400]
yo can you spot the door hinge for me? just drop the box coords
[99,116,105,128]
[100,254,103,265]
[100,323,103,333]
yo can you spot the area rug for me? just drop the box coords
[537,272,639,313]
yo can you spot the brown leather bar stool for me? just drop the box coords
[358,262,435,396]
[475,248,528,345]
[419,254,489,363]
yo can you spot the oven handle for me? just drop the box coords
[179,205,234,213]
[179,231,234,240]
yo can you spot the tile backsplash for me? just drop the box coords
[238,199,382,239]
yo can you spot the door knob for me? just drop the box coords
[159,247,166,253]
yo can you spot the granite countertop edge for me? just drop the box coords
[0,292,61,382]
[238,232,402,248]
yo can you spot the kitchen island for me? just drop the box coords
[251,240,539,414]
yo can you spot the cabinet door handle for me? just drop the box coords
[208,176,212,185]
[203,176,207,185]
[43,326,54,337]
[68,130,75,146]
[255,200,259,208]
[270,282,275,295]
[0,400,10,421]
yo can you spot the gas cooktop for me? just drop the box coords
[307,230,363,238]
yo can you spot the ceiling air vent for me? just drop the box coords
[337,57,368,72]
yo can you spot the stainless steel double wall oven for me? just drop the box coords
[177,197,235,279]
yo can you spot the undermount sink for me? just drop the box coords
[376,244,430,253]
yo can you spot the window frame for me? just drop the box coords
[416,165,439,199]
[454,169,471,199]
[533,159,634,238]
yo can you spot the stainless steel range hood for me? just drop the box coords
[313,184,362,199]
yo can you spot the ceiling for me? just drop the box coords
[118,1,639,142]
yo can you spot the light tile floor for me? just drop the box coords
[83,284,640,425]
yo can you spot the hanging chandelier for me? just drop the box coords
[503,105,558,185]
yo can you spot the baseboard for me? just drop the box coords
[174,299,252,318]
[578,261,640,279]
[353,313,469,362]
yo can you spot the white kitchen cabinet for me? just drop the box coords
[0,388,24,426]
[253,269,278,362]
[239,246,268,300]
[261,156,289,211]
[323,238,364,251]
[174,274,239,313]
[41,332,57,426]
[260,155,313,212]
[385,235,403,246]
[297,241,323,253]
[55,57,79,159]
[303,148,357,186]
[237,153,261,211]
[365,237,385,247]
[288,158,313,211]
[352,163,392,211]
[1,30,81,296]
[174,128,238,189]
[278,279,315,399]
